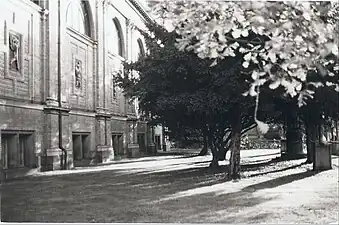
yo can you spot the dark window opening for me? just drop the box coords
[113,18,124,57]
[72,133,90,161]
[1,132,36,169]
[112,72,117,100]
[137,133,146,152]
[112,134,124,156]
[66,0,91,37]
[137,38,145,60]
[155,135,161,150]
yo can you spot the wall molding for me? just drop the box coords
[0,98,43,111]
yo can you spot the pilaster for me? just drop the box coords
[92,108,114,163]
[39,8,49,102]
[41,104,72,171]
[147,124,156,155]
[95,0,105,109]
[45,0,58,102]
[127,117,140,157]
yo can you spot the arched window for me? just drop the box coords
[106,18,124,57]
[137,38,145,58]
[66,0,91,36]
[113,18,124,57]
[131,38,145,62]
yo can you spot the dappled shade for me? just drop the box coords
[2,149,338,223]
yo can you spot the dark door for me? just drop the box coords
[72,133,90,161]
[155,135,161,150]
[72,135,81,160]
[138,133,146,152]
[2,134,16,169]
[112,134,124,156]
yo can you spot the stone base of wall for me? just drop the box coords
[147,143,157,155]
[331,142,339,156]
[40,148,63,172]
[128,143,140,158]
[1,168,40,181]
[91,146,114,164]
[61,151,74,169]
[73,159,92,167]
[314,144,332,171]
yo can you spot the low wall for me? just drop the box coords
[331,142,339,156]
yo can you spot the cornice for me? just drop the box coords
[127,0,154,24]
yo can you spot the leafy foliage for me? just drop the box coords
[115,21,267,162]
[153,1,339,106]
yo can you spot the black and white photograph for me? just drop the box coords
[0,0,338,224]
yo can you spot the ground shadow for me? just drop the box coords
[1,165,227,222]
[246,162,306,178]
[75,155,191,168]
[242,169,320,192]
[246,152,281,158]
[0,151,328,223]
[147,189,276,223]
[241,157,283,171]
[156,150,200,157]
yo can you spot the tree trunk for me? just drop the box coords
[305,122,316,164]
[216,132,231,160]
[336,120,338,141]
[198,134,208,156]
[286,110,304,159]
[207,128,219,168]
[228,108,242,180]
[305,122,311,163]
[218,141,231,160]
[218,145,227,160]
[217,124,255,161]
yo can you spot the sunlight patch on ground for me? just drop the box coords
[153,156,338,214]
[2,149,338,223]
[26,149,280,178]
[154,182,241,202]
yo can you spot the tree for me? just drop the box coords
[254,80,305,159]
[150,0,338,175]
[153,1,338,106]
[300,68,339,164]
[116,21,266,177]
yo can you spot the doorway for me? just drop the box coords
[112,133,124,156]
[1,132,35,169]
[155,135,161,150]
[137,133,146,152]
[72,133,90,161]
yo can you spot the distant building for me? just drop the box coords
[0,0,161,177]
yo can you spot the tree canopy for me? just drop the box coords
[153,1,339,108]
[117,18,286,178]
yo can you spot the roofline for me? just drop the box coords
[127,0,154,24]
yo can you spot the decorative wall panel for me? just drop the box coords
[107,54,124,115]
[68,33,93,110]
[0,2,41,101]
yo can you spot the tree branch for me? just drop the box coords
[224,35,266,46]
[241,123,257,136]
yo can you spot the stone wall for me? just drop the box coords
[0,101,44,178]
[0,1,42,102]
[69,112,96,151]
[0,102,44,155]
[0,0,159,174]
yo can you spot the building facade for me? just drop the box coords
[0,0,158,177]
